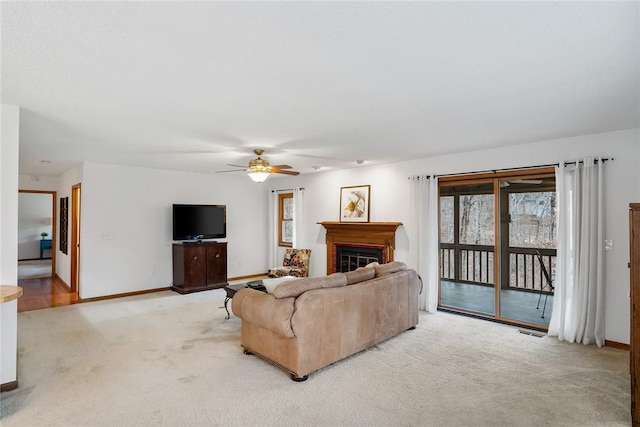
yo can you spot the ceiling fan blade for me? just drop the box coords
[271,168,300,176]
[215,169,245,173]
[270,164,292,170]
[227,163,249,168]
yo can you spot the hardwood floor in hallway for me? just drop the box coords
[17,276,78,312]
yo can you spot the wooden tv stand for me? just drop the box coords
[171,241,228,294]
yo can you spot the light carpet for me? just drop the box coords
[0,289,631,426]
[17,259,52,279]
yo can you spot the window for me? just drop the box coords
[278,193,293,247]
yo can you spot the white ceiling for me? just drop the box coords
[2,1,639,178]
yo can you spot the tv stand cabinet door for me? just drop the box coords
[175,245,206,288]
[206,242,228,288]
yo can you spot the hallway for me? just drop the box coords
[17,275,77,312]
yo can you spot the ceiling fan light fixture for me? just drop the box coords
[248,171,270,183]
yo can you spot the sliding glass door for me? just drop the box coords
[498,178,557,326]
[438,169,556,329]
[440,181,495,316]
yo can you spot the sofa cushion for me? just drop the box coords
[273,273,347,299]
[345,267,375,285]
[374,261,407,277]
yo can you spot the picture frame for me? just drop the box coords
[340,185,370,222]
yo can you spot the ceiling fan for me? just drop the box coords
[216,149,300,182]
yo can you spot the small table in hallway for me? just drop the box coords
[223,280,266,320]
[40,239,52,259]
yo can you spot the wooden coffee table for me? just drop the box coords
[223,280,265,319]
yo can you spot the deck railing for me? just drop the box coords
[439,244,556,291]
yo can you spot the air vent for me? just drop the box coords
[518,329,545,338]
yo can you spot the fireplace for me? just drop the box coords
[335,243,385,272]
[318,222,402,274]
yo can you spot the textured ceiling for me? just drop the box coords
[2,1,639,177]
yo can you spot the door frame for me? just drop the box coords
[438,167,556,330]
[70,183,81,294]
[18,189,57,278]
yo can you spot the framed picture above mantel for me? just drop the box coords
[339,185,370,223]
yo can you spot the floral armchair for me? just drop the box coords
[268,249,312,278]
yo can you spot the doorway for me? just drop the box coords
[438,168,556,329]
[17,190,56,279]
[70,183,81,294]
[16,189,80,312]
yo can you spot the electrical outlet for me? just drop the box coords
[604,240,613,251]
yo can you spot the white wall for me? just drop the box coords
[78,162,268,299]
[1,104,20,386]
[270,128,640,344]
[1,105,20,285]
[54,166,82,287]
[17,193,53,260]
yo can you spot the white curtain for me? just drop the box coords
[267,191,279,269]
[292,187,305,248]
[548,158,605,347]
[409,175,440,313]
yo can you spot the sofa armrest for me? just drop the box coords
[231,289,296,338]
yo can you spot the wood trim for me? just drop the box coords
[1,380,19,392]
[493,179,501,321]
[228,273,267,282]
[630,203,640,426]
[318,222,402,274]
[438,167,555,183]
[53,274,72,292]
[70,184,81,294]
[605,340,630,351]
[72,274,267,304]
[79,287,171,303]
[18,189,57,278]
[278,192,293,247]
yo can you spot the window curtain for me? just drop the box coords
[292,187,305,248]
[267,191,279,269]
[409,175,440,313]
[548,158,605,347]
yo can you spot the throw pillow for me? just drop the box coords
[374,261,407,277]
[262,276,297,294]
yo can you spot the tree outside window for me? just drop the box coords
[279,193,293,247]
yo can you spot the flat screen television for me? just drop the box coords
[172,204,226,241]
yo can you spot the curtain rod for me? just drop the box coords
[271,188,305,193]
[427,158,613,179]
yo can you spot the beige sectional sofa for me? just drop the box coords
[231,261,421,381]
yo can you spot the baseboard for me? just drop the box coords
[55,274,71,292]
[228,273,268,282]
[79,287,171,303]
[75,274,265,304]
[1,380,18,392]
[605,340,630,351]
